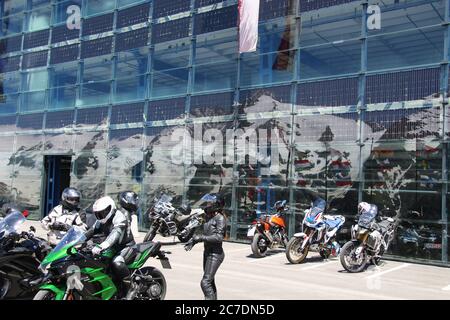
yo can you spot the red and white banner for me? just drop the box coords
[238,0,260,53]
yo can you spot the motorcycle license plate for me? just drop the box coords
[247,227,256,238]
[160,258,172,269]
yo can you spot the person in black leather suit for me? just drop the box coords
[185,193,226,300]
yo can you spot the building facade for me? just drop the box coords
[0,0,449,266]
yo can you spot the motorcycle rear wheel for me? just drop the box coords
[134,267,167,300]
[251,233,268,258]
[33,290,57,300]
[286,237,309,264]
[340,241,367,273]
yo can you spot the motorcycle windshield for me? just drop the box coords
[201,194,217,202]
[0,211,25,238]
[40,226,86,268]
[305,207,323,224]
[156,194,173,206]
[358,211,377,228]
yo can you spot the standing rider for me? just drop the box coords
[41,187,86,246]
[90,194,137,298]
[184,193,226,300]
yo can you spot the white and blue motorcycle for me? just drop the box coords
[286,199,345,264]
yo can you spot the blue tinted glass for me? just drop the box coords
[0,115,16,131]
[299,0,358,12]
[367,26,444,71]
[190,93,234,117]
[195,30,237,65]
[21,91,47,112]
[2,0,27,16]
[116,50,148,77]
[111,102,144,124]
[117,3,150,28]
[259,0,295,21]
[194,61,237,92]
[151,68,188,98]
[297,78,359,108]
[115,28,149,52]
[23,70,49,91]
[51,24,80,44]
[0,94,19,114]
[86,0,115,16]
[114,76,147,103]
[54,0,82,24]
[27,6,51,32]
[45,110,75,128]
[23,29,50,49]
[81,37,113,59]
[194,5,238,35]
[76,106,109,125]
[80,81,111,106]
[0,35,22,54]
[1,15,23,36]
[82,13,114,36]
[17,113,44,129]
[49,85,77,109]
[22,50,48,69]
[50,62,78,87]
[148,98,185,121]
[1,72,21,94]
[153,0,191,19]
[152,18,190,44]
[0,56,21,73]
[50,44,79,64]
[299,40,360,79]
[82,56,113,82]
[153,40,191,70]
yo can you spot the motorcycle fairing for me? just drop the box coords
[39,284,66,300]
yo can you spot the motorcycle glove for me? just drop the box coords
[193,235,204,244]
[91,245,103,256]
[184,239,196,251]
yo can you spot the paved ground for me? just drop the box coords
[23,220,450,300]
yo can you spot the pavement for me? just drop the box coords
[23,220,450,300]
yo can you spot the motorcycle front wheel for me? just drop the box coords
[286,237,309,264]
[251,233,268,257]
[143,223,158,242]
[33,290,57,300]
[340,241,367,273]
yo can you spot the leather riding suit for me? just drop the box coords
[92,208,136,296]
[200,212,226,300]
[41,205,86,246]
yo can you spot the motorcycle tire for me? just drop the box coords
[340,241,367,273]
[143,225,157,242]
[319,249,331,259]
[251,233,268,258]
[136,267,167,300]
[177,228,195,243]
[33,290,57,300]
[286,237,309,264]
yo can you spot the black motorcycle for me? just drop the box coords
[144,195,204,243]
[0,211,51,299]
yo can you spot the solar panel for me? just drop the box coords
[195,0,223,8]
[82,13,114,37]
[190,92,234,117]
[299,0,358,12]
[76,106,109,126]
[239,85,291,113]
[117,3,150,28]
[51,24,80,43]
[194,5,238,35]
[115,27,149,52]
[297,78,359,107]
[50,44,79,64]
[148,98,186,121]
[153,0,191,19]
[81,36,113,58]
[111,102,144,124]
[0,35,22,54]
[152,17,190,44]
[23,29,50,49]
[45,110,75,129]
[260,0,294,21]
[22,50,48,69]
[0,56,21,73]
[17,113,44,129]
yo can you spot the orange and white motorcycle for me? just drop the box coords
[247,200,289,257]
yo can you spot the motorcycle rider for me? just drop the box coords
[184,194,226,300]
[357,202,378,218]
[89,195,137,298]
[41,188,86,246]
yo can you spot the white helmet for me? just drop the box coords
[93,196,116,224]
[358,202,371,215]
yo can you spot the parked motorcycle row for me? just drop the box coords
[0,192,396,301]
[247,199,397,273]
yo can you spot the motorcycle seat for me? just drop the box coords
[132,241,161,254]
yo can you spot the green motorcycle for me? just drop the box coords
[33,226,171,300]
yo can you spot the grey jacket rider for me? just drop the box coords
[41,205,86,245]
[94,208,135,251]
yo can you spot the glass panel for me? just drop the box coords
[0,35,22,54]
[44,132,73,152]
[49,85,77,109]
[50,62,78,87]
[194,5,238,35]
[23,29,50,49]
[82,12,114,37]
[82,55,113,83]
[79,81,111,106]
[74,130,107,151]
[190,92,234,117]
[21,91,47,112]
[151,68,188,98]
[50,44,80,64]
[80,37,113,59]
[152,18,190,44]
[239,85,292,115]
[107,149,143,178]
[2,0,27,16]
[148,98,186,121]
[367,26,444,71]
[194,61,237,92]
[153,0,190,19]
[297,78,359,108]
[1,72,20,94]
[54,0,82,25]
[114,76,147,103]
[45,110,74,128]
[51,24,80,44]
[259,0,296,21]
[22,51,48,69]
[85,0,115,16]
[0,56,21,73]
[111,102,144,124]
[299,40,361,79]
[146,125,186,149]
[116,49,148,78]
[116,3,150,28]
[17,113,44,130]
[109,128,143,149]
[1,14,24,36]
[24,69,49,91]
[153,40,190,70]
[0,115,16,131]
[115,27,149,52]
[27,6,51,32]
[0,94,19,114]
[195,29,237,65]
[76,106,109,127]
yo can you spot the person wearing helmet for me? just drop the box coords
[184,193,227,300]
[41,187,86,246]
[118,191,139,236]
[89,195,136,299]
[357,201,378,217]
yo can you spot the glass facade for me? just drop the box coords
[0,0,448,266]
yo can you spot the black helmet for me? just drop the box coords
[118,191,139,212]
[61,188,81,211]
[201,193,224,215]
